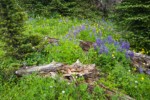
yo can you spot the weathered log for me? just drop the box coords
[15,60,98,79]
[131,51,150,75]
[15,59,134,100]
[79,40,93,51]
[44,36,59,45]
[15,61,64,76]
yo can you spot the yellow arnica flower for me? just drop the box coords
[141,77,144,81]
[112,54,115,57]
[75,46,78,48]
[133,68,136,71]
[112,54,115,58]
[140,48,145,54]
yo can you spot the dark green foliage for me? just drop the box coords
[0,0,43,59]
[0,0,26,58]
[18,0,102,18]
[114,0,150,54]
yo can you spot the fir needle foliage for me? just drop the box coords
[114,0,150,54]
[0,0,27,58]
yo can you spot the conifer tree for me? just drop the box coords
[0,0,27,58]
[114,0,150,54]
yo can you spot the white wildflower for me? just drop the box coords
[32,47,35,49]
[50,86,53,88]
[62,90,65,94]
[128,70,131,72]
[135,81,138,84]
[68,83,70,85]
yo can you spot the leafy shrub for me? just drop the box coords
[101,66,150,100]
[0,74,107,100]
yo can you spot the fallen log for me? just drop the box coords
[15,61,64,76]
[131,51,150,75]
[15,60,98,80]
[44,36,59,45]
[79,40,93,51]
[15,59,134,100]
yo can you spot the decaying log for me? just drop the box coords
[15,59,134,100]
[131,52,150,75]
[15,60,99,81]
[15,61,64,76]
[44,36,59,45]
[79,40,94,51]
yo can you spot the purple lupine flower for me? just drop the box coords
[103,46,109,54]
[146,70,150,75]
[125,51,132,58]
[81,25,85,30]
[127,51,134,58]
[93,43,97,50]
[96,38,103,46]
[107,36,114,44]
[125,51,134,58]
[138,67,144,73]
[73,27,81,36]
[117,46,124,52]
[121,41,130,50]
[99,45,109,54]
[114,41,119,46]
[93,28,96,33]
[125,51,129,58]
[77,28,81,33]
[73,30,78,37]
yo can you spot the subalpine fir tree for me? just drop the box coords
[114,0,150,54]
[18,0,101,18]
[0,0,27,58]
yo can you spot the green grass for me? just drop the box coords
[0,16,150,100]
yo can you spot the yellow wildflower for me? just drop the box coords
[112,54,115,58]
[133,50,136,52]
[141,77,144,81]
[140,48,145,54]
[75,46,78,48]
[133,67,136,71]
[112,54,114,56]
